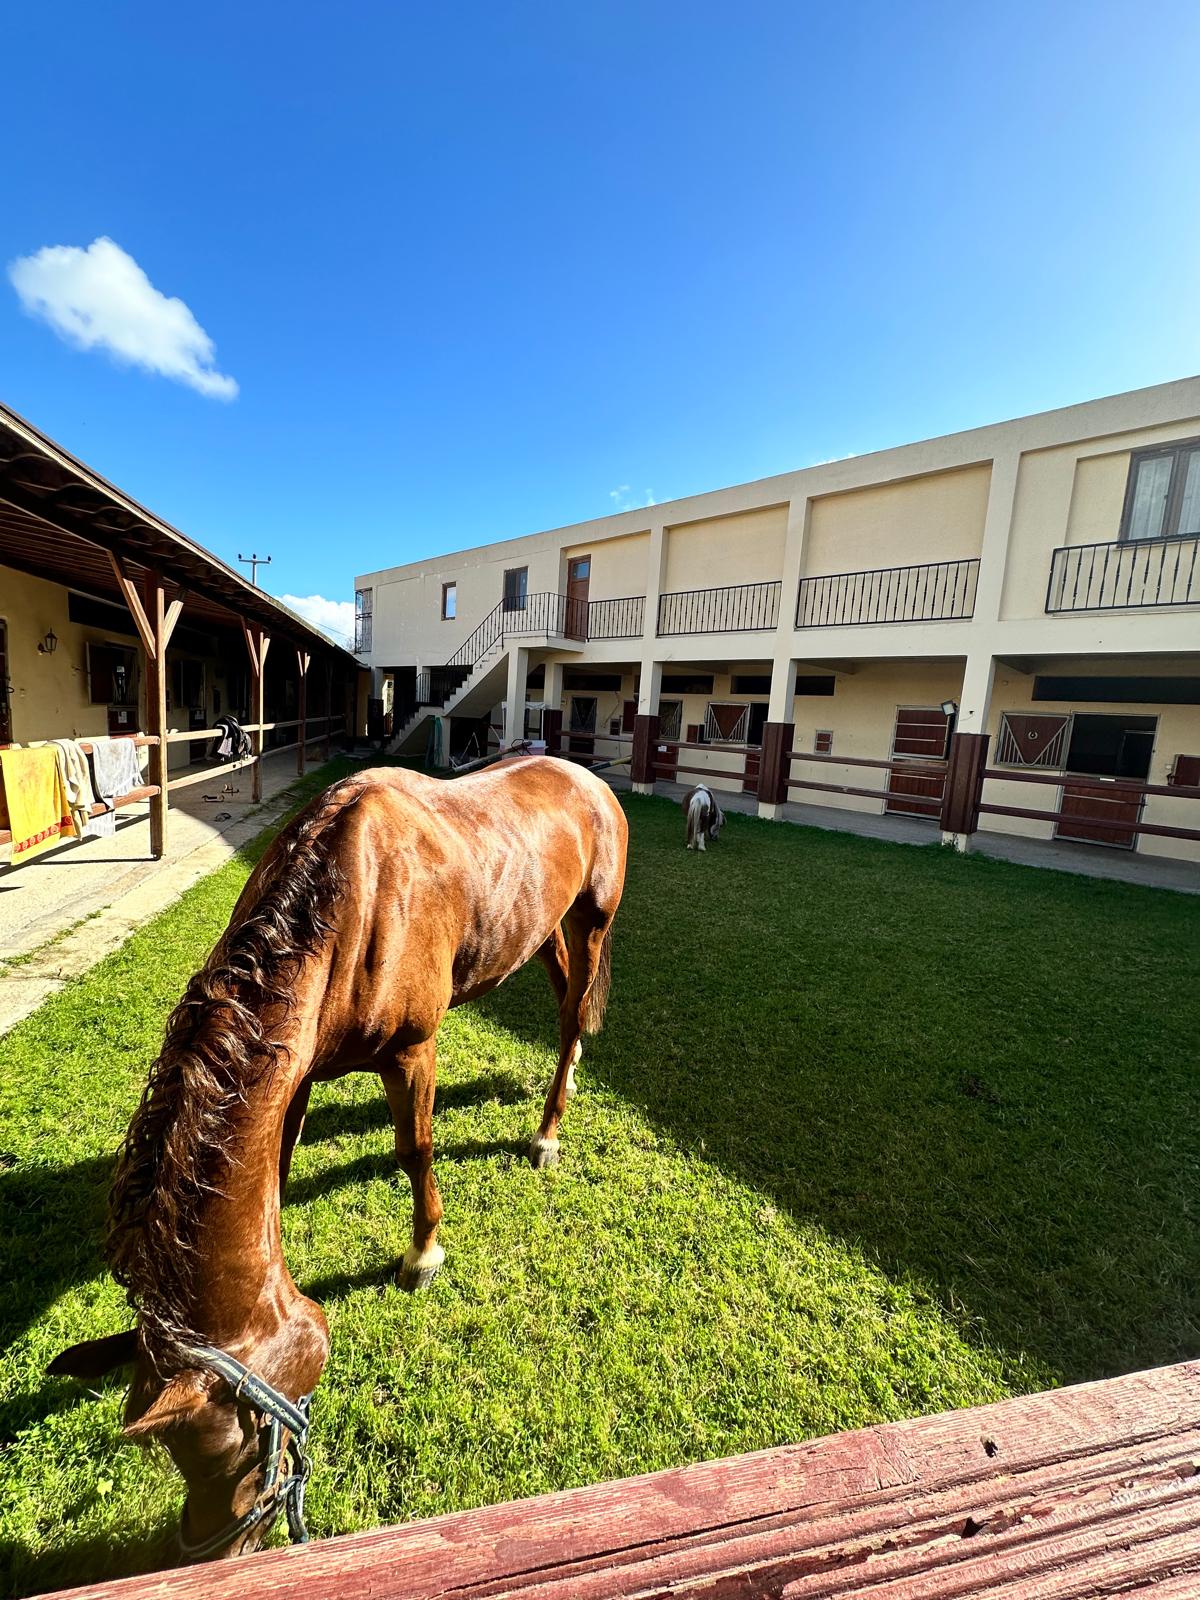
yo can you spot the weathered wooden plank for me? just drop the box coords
[45,1362,1200,1600]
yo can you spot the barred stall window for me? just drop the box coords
[658,700,683,740]
[995,713,1070,769]
[704,703,750,743]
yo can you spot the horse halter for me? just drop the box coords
[175,1343,312,1561]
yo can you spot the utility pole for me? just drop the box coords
[238,552,272,587]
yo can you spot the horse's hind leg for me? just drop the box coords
[380,1037,444,1290]
[529,908,610,1169]
[537,925,582,1101]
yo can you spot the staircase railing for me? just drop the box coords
[408,592,590,717]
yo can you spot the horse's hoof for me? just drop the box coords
[397,1242,444,1292]
[528,1136,560,1170]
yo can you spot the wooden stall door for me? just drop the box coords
[885,706,950,818]
[566,556,590,639]
[1056,782,1142,849]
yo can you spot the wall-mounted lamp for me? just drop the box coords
[37,629,58,656]
[940,699,958,717]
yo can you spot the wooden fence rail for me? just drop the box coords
[45,1359,1200,1600]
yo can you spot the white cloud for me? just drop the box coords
[609,485,657,512]
[280,594,355,647]
[8,236,238,400]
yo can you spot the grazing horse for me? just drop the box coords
[682,784,724,851]
[50,758,627,1561]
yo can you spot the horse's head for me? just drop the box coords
[49,1297,330,1560]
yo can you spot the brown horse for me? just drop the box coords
[50,757,627,1560]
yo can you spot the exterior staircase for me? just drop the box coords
[387,591,585,757]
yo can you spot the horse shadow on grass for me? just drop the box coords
[465,825,1200,1389]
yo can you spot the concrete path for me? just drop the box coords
[0,751,349,1037]
[608,773,1200,895]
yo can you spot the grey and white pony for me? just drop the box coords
[683,785,725,851]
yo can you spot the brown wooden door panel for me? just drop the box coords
[1056,782,1142,849]
[885,706,949,819]
[742,749,760,793]
[566,557,590,640]
[656,742,678,779]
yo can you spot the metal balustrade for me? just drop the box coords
[1045,535,1200,612]
[656,581,780,636]
[587,595,645,639]
[796,559,979,628]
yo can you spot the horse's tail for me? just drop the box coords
[583,921,613,1034]
[685,789,704,849]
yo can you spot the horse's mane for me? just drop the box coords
[107,779,365,1370]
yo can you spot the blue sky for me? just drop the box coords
[4,2,1200,643]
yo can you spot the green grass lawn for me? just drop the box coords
[2,770,1198,1595]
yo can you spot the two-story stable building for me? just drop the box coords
[355,377,1200,866]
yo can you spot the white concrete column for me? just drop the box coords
[775,492,810,642]
[956,651,997,736]
[767,656,799,722]
[637,657,663,716]
[543,657,565,713]
[503,646,530,746]
[972,450,1021,626]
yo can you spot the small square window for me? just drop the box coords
[442,582,457,620]
[814,729,833,754]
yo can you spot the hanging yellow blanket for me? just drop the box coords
[0,746,78,865]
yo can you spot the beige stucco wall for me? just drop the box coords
[663,505,788,592]
[803,465,991,579]
[1000,418,1200,621]
[562,531,651,604]
[2,567,133,743]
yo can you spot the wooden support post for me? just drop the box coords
[296,649,311,776]
[242,622,270,802]
[324,662,334,761]
[757,720,794,809]
[543,709,563,754]
[630,713,660,792]
[116,562,184,860]
[940,731,990,845]
[144,575,168,858]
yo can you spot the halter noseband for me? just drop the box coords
[175,1343,312,1561]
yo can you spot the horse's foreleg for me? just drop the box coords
[279,1078,313,1196]
[528,913,606,1169]
[380,1039,444,1291]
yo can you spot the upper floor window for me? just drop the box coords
[1121,439,1200,542]
[503,566,528,612]
[354,588,373,652]
[442,582,457,620]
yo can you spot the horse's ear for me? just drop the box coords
[48,1329,137,1380]
[124,1370,214,1439]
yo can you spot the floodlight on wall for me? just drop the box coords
[37,629,58,655]
[940,699,958,717]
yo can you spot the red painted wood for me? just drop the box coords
[44,1362,1200,1600]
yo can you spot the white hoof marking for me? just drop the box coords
[528,1135,560,1169]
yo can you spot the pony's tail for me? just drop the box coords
[583,923,613,1035]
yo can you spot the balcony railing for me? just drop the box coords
[587,595,645,639]
[796,558,979,628]
[656,581,781,636]
[1045,535,1200,613]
